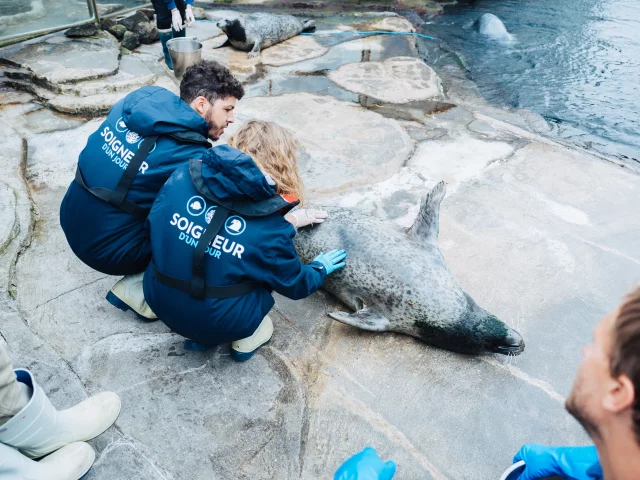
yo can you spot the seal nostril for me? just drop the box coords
[493,329,525,355]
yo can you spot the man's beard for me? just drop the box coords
[205,109,223,141]
[566,392,600,438]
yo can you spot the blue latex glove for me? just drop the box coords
[313,249,347,275]
[513,444,602,480]
[335,447,396,480]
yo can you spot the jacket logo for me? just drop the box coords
[126,131,141,144]
[205,206,217,224]
[187,196,206,216]
[115,118,128,133]
[225,216,246,236]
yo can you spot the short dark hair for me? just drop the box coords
[611,287,640,446]
[180,60,244,104]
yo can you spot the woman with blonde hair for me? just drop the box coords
[142,120,346,360]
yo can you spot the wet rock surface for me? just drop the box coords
[329,56,442,103]
[1,8,638,480]
[64,22,100,38]
[5,32,120,84]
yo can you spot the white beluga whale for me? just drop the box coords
[475,13,513,41]
[294,181,525,356]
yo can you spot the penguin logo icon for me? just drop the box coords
[186,196,206,216]
[115,117,128,133]
[225,216,246,236]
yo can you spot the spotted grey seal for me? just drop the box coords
[294,181,525,356]
[474,13,512,41]
[216,13,316,58]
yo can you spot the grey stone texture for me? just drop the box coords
[5,32,120,85]
[329,56,443,103]
[121,31,141,51]
[64,23,101,38]
[0,8,637,480]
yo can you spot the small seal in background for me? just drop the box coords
[217,13,316,58]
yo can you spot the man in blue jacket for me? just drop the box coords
[60,60,244,319]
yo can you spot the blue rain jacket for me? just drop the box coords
[165,0,193,12]
[60,86,210,275]
[143,145,327,345]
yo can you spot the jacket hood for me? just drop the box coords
[197,145,276,202]
[122,86,209,138]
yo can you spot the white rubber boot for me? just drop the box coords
[0,369,121,459]
[0,442,94,480]
[231,315,273,361]
[106,272,158,320]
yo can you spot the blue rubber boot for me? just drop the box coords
[231,316,273,362]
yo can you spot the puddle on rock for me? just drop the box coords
[358,96,456,122]
[245,72,358,103]
[277,34,416,74]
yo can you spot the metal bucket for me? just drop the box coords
[166,37,202,80]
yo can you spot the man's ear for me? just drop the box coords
[191,96,208,115]
[603,374,635,413]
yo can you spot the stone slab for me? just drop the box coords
[57,54,156,96]
[0,182,17,257]
[12,108,86,136]
[7,32,120,85]
[14,120,170,360]
[201,43,261,83]
[231,93,414,199]
[7,77,177,115]
[329,56,442,103]
[277,34,416,75]
[188,19,224,41]
[367,16,416,33]
[408,133,515,194]
[0,123,31,298]
[301,325,587,479]
[439,143,640,394]
[73,332,306,479]
[260,35,328,67]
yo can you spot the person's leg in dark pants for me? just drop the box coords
[151,0,187,70]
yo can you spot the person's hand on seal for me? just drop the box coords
[286,209,328,229]
[184,5,195,26]
[171,9,183,31]
[312,249,346,275]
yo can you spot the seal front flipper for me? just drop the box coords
[408,180,446,245]
[301,20,316,33]
[328,309,391,332]
[248,40,261,58]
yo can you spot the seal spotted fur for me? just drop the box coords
[217,13,316,58]
[294,181,525,356]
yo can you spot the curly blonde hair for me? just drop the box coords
[228,120,305,204]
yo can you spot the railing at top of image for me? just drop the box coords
[0,0,152,47]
